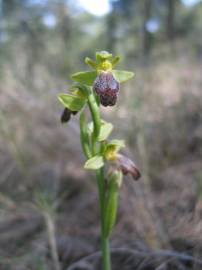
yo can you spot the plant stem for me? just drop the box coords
[87,92,101,138]
[101,237,111,270]
[87,92,111,270]
[97,169,111,270]
[80,111,92,159]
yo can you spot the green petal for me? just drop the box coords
[111,56,120,67]
[71,71,97,85]
[58,94,86,111]
[84,155,104,170]
[112,70,134,83]
[85,57,97,69]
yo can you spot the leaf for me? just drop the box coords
[58,94,86,111]
[112,70,134,83]
[84,155,104,170]
[71,71,97,85]
[98,121,113,142]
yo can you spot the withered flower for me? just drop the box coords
[116,153,141,181]
[93,71,119,107]
[61,108,77,123]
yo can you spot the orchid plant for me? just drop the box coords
[58,51,141,270]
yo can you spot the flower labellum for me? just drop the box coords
[116,154,141,180]
[93,71,120,107]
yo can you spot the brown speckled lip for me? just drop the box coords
[93,71,120,107]
[116,153,141,180]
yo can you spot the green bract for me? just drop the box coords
[98,121,114,142]
[58,94,86,112]
[104,170,122,237]
[84,155,104,170]
[69,83,90,97]
[88,120,113,142]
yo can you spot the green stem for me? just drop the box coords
[87,92,100,139]
[79,111,92,159]
[96,169,111,270]
[87,91,111,270]
[101,237,111,270]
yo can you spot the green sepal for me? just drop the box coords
[96,51,112,62]
[58,94,86,112]
[98,121,113,142]
[104,170,123,237]
[71,71,97,85]
[84,155,104,170]
[112,70,134,83]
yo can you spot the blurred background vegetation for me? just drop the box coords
[0,0,202,269]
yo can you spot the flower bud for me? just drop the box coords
[93,71,119,107]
